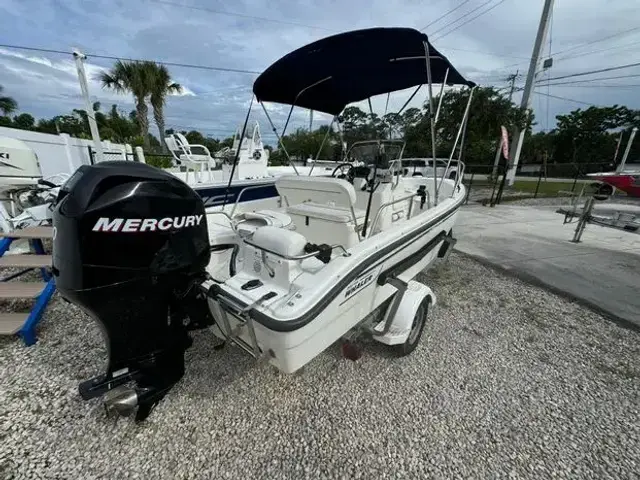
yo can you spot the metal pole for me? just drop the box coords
[222,96,254,208]
[491,74,517,179]
[534,164,544,198]
[612,131,623,165]
[617,127,638,172]
[423,41,438,207]
[495,163,508,205]
[73,50,104,163]
[570,164,580,194]
[434,68,449,126]
[281,104,295,139]
[465,172,474,205]
[438,87,475,196]
[308,116,337,176]
[309,110,314,132]
[506,0,555,186]
[260,102,299,176]
[491,138,503,180]
[571,197,594,243]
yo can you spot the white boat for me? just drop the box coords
[0,137,67,234]
[51,27,476,420]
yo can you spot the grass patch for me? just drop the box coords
[512,180,578,196]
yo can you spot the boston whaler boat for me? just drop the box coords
[52,27,475,420]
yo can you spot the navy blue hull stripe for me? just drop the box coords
[193,181,278,208]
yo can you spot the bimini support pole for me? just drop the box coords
[437,86,476,197]
[434,68,449,126]
[260,102,299,176]
[423,41,438,206]
[308,115,338,176]
[222,96,254,208]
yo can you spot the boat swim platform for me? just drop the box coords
[454,204,640,330]
[0,226,55,345]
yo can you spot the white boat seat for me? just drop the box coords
[286,203,365,224]
[235,210,294,236]
[276,175,357,209]
[251,226,307,258]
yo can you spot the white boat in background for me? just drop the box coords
[162,122,333,212]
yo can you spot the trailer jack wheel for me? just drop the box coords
[394,298,429,356]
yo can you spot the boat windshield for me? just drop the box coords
[346,141,404,166]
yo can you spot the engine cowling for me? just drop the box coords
[52,161,212,420]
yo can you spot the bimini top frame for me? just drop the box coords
[253,27,474,115]
[249,27,475,206]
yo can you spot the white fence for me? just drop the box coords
[0,127,134,178]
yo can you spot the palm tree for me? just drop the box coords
[99,61,154,149]
[0,85,18,116]
[147,63,182,152]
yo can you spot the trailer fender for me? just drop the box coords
[373,280,435,346]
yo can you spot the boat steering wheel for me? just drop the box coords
[330,163,355,183]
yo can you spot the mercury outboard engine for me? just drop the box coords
[52,161,213,421]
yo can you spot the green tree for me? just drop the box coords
[147,63,182,152]
[12,113,35,130]
[0,85,18,116]
[99,60,154,149]
[405,86,529,163]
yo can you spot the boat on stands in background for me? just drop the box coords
[588,127,640,198]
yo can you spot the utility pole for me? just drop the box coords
[73,49,104,163]
[491,71,519,178]
[506,0,555,186]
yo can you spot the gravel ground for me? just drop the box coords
[1,253,639,479]
[507,195,639,207]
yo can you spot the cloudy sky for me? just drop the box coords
[1,0,639,144]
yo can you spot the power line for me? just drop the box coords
[437,45,529,59]
[540,62,640,83]
[430,0,496,37]
[433,0,510,41]
[0,43,261,74]
[142,0,334,31]
[555,39,640,62]
[533,90,595,106]
[420,0,474,32]
[552,26,640,57]
[544,73,640,86]
[543,83,640,88]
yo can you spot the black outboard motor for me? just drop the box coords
[52,161,213,421]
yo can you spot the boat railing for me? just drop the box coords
[243,238,351,261]
[368,192,429,238]
[452,161,466,196]
[204,184,275,215]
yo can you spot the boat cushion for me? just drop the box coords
[251,226,307,258]
[287,202,365,224]
[243,210,292,228]
[276,175,357,208]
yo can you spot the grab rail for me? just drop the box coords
[368,192,427,238]
[203,183,273,214]
[243,238,351,261]
[230,184,274,217]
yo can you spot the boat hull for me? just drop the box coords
[208,192,463,373]
[590,173,640,198]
